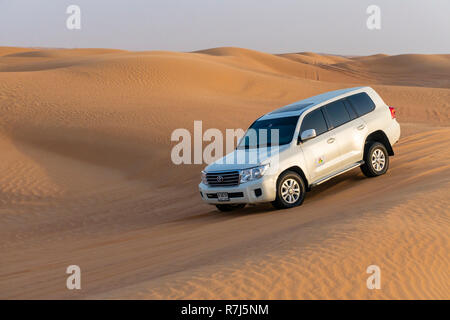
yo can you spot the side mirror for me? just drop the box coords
[299,129,317,142]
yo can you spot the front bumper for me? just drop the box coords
[199,176,277,205]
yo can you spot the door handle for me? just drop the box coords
[357,124,366,130]
[327,137,335,144]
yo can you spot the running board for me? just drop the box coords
[310,161,365,187]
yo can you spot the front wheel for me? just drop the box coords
[271,171,306,209]
[360,142,390,177]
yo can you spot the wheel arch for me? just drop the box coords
[278,166,310,190]
[364,130,394,156]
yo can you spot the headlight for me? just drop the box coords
[240,164,269,183]
[201,171,208,184]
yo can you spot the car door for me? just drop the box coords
[323,99,368,168]
[299,108,341,182]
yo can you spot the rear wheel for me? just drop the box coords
[360,142,389,177]
[215,204,245,212]
[271,171,306,209]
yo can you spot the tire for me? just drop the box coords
[271,171,306,209]
[215,204,246,212]
[360,142,390,177]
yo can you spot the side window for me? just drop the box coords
[347,93,376,116]
[344,100,357,120]
[300,108,328,136]
[324,100,351,128]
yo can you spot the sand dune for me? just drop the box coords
[0,47,448,299]
[279,52,352,65]
[332,54,450,88]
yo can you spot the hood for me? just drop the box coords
[204,144,289,172]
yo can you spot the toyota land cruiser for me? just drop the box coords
[199,87,400,211]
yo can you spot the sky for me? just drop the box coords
[0,0,449,55]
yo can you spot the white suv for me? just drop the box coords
[199,87,400,211]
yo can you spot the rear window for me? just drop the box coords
[300,108,328,136]
[347,93,376,116]
[324,100,351,128]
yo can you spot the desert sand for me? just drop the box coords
[0,47,448,299]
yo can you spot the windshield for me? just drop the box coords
[237,116,299,149]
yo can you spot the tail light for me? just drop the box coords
[389,106,396,119]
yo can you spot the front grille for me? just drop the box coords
[207,192,244,199]
[206,171,240,187]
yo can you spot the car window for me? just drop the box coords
[237,116,300,149]
[343,99,358,120]
[300,108,328,136]
[324,100,351,128]
[347,93,376,116]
